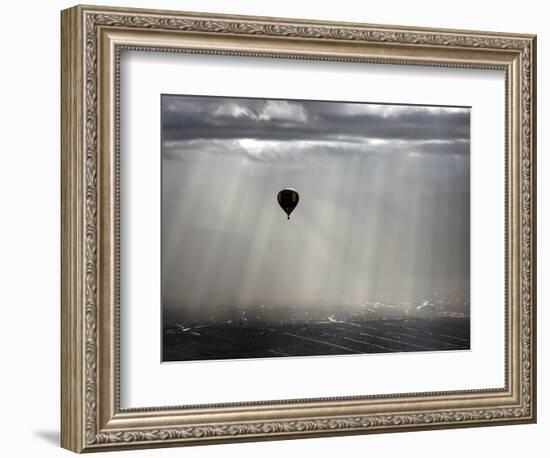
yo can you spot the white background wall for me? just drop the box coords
[0,0,545,456]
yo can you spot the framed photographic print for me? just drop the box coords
[61,4,537,453]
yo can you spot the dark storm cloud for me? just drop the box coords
[162,96,470,145]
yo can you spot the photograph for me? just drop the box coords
[161,94,471,362]
[60,4,536,452]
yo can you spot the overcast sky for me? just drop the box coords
[161,95,470,316]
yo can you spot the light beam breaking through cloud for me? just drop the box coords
[161,95,470,322]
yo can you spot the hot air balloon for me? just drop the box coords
[277,188,299,220]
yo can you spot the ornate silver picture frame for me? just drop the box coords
[61,4,536,453]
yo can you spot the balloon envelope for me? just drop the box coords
[277,188,299,219]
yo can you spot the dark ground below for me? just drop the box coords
[162,317,470,362]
